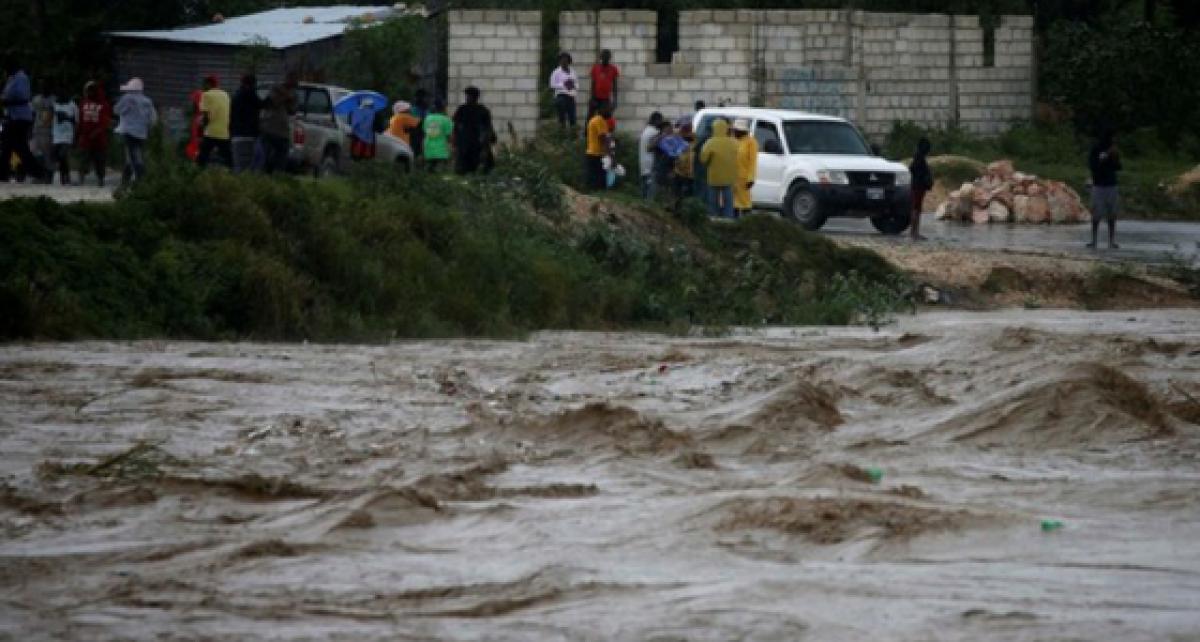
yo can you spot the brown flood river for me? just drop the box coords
[2,309,1199,641]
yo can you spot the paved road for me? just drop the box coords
[822,213,1200,266]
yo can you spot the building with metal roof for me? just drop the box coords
[108,4,429,140]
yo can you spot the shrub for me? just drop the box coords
[0,153,912,341]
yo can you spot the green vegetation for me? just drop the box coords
[328,16,427,101]
[884,121,1200,220]
[0,138,910,342]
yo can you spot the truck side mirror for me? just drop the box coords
[871,144,882,157]
[764,139,783,155]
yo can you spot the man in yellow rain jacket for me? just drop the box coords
[732,118,758,217]
[700,119,738,218]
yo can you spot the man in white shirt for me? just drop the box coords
[639,111,664,200]
[549,52,577,128]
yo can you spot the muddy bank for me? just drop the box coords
[836,236,1199,310]
[1,310,1199,640]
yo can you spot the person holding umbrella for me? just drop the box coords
[332,90,387,163]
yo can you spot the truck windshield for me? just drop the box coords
[783,121,871,155]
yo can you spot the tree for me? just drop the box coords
[328,16,426,98]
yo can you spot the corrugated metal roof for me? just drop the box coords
[108,5,405,50]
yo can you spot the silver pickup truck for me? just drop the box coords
[286,82,414,176]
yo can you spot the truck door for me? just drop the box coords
[753,120,787,208]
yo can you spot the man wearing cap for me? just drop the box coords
[388,100,420,147]
[113,78,157,182]
[732,118,758,218]
[197,75,232,168]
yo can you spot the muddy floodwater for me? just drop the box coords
[2,310,1199,640]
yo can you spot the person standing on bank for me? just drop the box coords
[700,119,738,219]
[588,49,619,124]
[259,74,296,174]
[229,75,262,173]
[585,102,613,191]
[732,118,758,218]
[421,98,452,173]
[452,86,493,175]
[197,75,232,168]
[349,97,377,161]
[31,81,55,181]
[50,89,78,185]
[0,58,44,183]
[113,78,156,183]
[77,81,111,186]
[550,52,578,129]
[639,111,664,200]
[909,137,933,241]
[1087,129,1122,249]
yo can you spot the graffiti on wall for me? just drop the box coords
[772,66,853,118]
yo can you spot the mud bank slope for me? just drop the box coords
[2,310,1200,640]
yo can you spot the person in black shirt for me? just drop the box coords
[909,137,934,241]
[452,86,494,175]
[1087,129,1122,249]
[229,75,263,173]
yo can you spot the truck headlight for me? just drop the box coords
[816,170,850,185]
[894,171,912,186]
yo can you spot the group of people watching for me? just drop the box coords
[552,49,757,219]
[2,57,499,185]
[0,59,158,185]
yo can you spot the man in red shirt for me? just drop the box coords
[77,80,111,186]
[587,49,619,126]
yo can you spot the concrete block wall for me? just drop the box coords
[447,10,542,141]
[451,9,1034,141]
[954,15,1035,135]
[856,12,956,137]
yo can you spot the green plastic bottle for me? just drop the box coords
[866,467,883,483]
[1041,520,1064,532]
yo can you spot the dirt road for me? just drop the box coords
[2,310,1199,640]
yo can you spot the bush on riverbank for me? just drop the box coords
[0,153,908,341]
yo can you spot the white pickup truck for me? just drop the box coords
[693,108,912,234]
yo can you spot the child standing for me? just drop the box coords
[51,90,78,185]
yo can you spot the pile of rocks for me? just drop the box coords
[935,160,1089,224]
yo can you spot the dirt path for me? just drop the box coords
[2,310,1199,640]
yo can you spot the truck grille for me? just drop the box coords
[847,171,896,187]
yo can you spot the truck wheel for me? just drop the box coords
[870,204,911,235]
[784,182,826,231]
[316,150,339,178]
